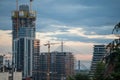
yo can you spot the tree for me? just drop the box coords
[104,46,120,80]
[67,76,74,80]
[67,73,90,80]
[94,62,105,80]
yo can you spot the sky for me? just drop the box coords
[0,0,120,69]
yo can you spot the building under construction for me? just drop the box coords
[32,39,40,80]
[38,51,74,80]
[11,0,37,79]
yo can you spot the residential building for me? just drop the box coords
[39,52,74,80]
[89,45,106,78]
[0,56,4,68]
[0,55,4,72]
[32,39,40,80]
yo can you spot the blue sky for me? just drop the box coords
[0,0,120,63]
[0,0,120,36]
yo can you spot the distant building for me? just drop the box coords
[0,72,22,80]
[75,60,89,74]
[39,52,74,80]
[32,39,40,80]
[0,56,4,68]
[0,72,9,80]
[0,55,4,72]
[89,45,106,78]
[11,4,36,79]
[0,56,22,80]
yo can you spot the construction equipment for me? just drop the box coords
[16,0,19,38]
[44,41,59,80]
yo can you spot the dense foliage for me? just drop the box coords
[94,47,120,80]
[93,62,105,80]
[67,73,90,80]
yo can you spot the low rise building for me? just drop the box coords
[0,72,22,80]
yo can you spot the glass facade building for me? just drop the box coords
[32,39,40,80]
[11,4,36,78]
[89,45,106,78]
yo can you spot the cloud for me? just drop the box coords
[67,27,116,39]
[36,31,95,54]
[1,0,120,32]
[74,54,92,61]
[36,25,117,44]
[0,0,120,66]
[0,30,12,54]
[0,30,12,46]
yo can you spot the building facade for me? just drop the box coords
[11,4,36,78]
[0,56,4,72]
[0,72,22,80]
[89,45,106,78]
[32,39,40,80]
[0,56,4,68]
[39,52,74,80]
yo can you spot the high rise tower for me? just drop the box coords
[11,1,36,78]
[89,45,106,78]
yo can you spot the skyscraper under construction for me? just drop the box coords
[39,52,74,80]
[11,0,36,79]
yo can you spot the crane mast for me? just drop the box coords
[44,41,59,80]
[30,0,33,11]
[44,41,50,80]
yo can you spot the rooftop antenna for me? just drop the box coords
[61,41,63,53]
[78,60,80,72]
[16,0,18,11]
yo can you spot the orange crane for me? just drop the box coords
[16,0,19,38]
[44,41,59,80]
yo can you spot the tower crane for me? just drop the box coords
[16,0,19,38]
[44,41,59,80]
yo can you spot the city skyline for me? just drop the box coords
[0,0,120,63]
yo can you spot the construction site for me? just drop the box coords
[1,0,120,80]
[0,0,75,80]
